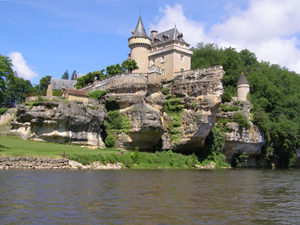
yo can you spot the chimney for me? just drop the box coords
[150,30,158,40]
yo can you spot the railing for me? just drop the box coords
[80,73,147,91]
[173,65,224,79]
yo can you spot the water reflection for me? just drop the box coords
[0,169,299,224]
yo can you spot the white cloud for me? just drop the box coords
[151,1,300,73]
[150,4,209,46]
[8,52,38,80]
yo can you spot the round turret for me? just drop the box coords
[237,72,250,101]
[128,17,151,74]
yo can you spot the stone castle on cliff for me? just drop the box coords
[46,16,249,101]
[128,16,193,82]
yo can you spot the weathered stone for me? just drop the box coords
[11,101,106,148]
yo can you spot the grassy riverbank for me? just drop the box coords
[0,136,120,158]
[0,136,230,169]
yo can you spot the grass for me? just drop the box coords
[0,136,120,158]
[0,136,229,169]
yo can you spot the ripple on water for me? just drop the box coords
[0,169,299,224]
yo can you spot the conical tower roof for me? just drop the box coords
[130,16,150,40]
[237,72,249,85]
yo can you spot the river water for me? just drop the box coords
[0,169,299,224]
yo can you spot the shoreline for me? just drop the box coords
[0,157,122,170]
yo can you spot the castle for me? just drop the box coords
[46,16,249,102]
[128,16,193,81]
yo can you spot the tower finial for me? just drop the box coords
[140,8,141,16]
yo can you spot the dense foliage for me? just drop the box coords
[103,99,131,148]
[0,54,34,106]
[88,90,106,100]
[76,70,106,89]
[121,60,138,73]
[192,42,300,166]
[69,150,200,168]
[61,70,69,80]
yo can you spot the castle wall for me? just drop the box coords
[148,44,192,80]
[129,38,151,74]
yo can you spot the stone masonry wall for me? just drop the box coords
[0,157,70,170]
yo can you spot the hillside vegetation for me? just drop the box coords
[192,43,300,166]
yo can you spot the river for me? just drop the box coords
[0,169,299,224]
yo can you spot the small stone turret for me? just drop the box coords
[128,17,151,74]
[237,72,250,101]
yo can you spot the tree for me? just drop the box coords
[0,54,15,105]
[31,75,51,96]
[61,70,69,79]
[76,70,105,89]
[106,63,124,76]
[71,70,77,80]
[121,60,138,73]
[5,76,32,105]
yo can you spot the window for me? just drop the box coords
[162,69,165,76]
[152,59,155,65]
[180,68,184,72]
[180,55,184,62]
[161,56,164,63]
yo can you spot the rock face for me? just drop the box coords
[11,101,106,148]
[11,66,226,152]
[165,66,225,151]
[216,99,266,165]
[224,122,265,163]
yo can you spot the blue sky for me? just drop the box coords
[1,0,300,85]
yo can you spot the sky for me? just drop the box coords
[1,0,300,85]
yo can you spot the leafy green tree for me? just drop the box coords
[106,63,124,76]
[76,70,105,89]
[121,60,138,73]
[71,70,77,80]
[0,54,15,105]
[61,70,69,80]
[5,76,33,105]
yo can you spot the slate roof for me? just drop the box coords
[51,78,77,90]
[237,73,249,85]
[64,88,88,97]
[130,16,150,40]
[151,27,189,46]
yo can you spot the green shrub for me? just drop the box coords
[105,135,115,148]
[0,108,8,115]
[104,111,131,131]
[233,112,250,127]
[165,97,183,113]
[222,92,232,102]
[52,90,62,96]
[235,152,249,167]
[88,90,106,100]
[229,105,239,111]
[220,104,228,112]
[162,87,169,95]
[185,153,199,167]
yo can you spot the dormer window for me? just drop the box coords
[154,37,160,44]
[162,33,169,41]
[177,33,183,41]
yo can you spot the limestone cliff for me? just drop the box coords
[11,101,106,148]
[216,99,266,165]
[11,66,226,152]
